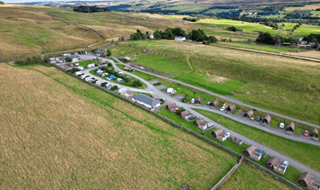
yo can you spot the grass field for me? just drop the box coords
[219,163,295,190]
[194,109,320,172]
[217,42,306,52]
[0,62,241,189]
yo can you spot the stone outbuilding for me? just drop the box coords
[244,110,254,118]
[166,103,177,111]
[212,100,219,107]
[227,104,236,112]
[265,156,279,170]
[180,110,192,120]
[296,172,312,188]
[286,122,295,132]
[310,128,319,138]
[211,128,224,138]
[242,145,255,157]
[262,115,271,124]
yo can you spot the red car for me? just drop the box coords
[303,130,309,136]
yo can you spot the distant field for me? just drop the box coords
[217,42,306,52]
[219,163,295,190]
[0,62,239,189]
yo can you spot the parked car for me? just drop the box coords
[189,115,197,121]
[255,116,262,122]
[220,107,225,111]
[280,161,289,168]
[206,102,212,106]
[207,123,214,128]
[303,130,309,136]
[190,98,195,104]
[279,122,285,129]
[224,132,231,138]
[106,77,111,81]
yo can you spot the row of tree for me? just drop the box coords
[73,6,110,13]
[256,32,301,45]
[15,56,49,66]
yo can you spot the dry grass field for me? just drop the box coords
[0,62,242,189]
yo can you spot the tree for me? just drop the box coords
[189,29,208,42]
[107,49,112,56]
[256,32,275,45]
[132,79,143,87]
[164,28,174,40]
[0,1,4,4]
[182,94,189,103]
[172,27,186,37]
[111,85,118,91]
[65,57,72,62]
[227,26,237,32]
[153,30,163,40]
[207,36,218,43]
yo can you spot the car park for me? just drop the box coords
[190,98,195,104]
[189,115,197,121]
[255,116,262,122]
[279,122,285,129]
[303,130,309,136]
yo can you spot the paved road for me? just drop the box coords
[79,54,320,181]
[112,56,320,130]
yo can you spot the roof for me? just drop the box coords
[311,128,319,137]
[286,122,295,131]
[243,145,255,157]
[296,172,312,188]
[194,118,206,126]
[196,97,201,103]
[180,110,191,117]
[212,100,219,107]
[262,115,271,123]
[227,104,236,112]
[167,103,177,110]
[211,128,224,138]
[266,156,279,168]
[132,94,161,107]
[245,110,254,118]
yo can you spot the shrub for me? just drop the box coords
[107,49,112,56]
[101,82,108,87]
[15,56,49,66]
[68,68,80,74]
[182,94,189,103]
[176,107,186,115]
[65,57,72,62]
[132,79,143,87]
[208,36,218,43]
[227,26,237,32]
[111,85,118,91]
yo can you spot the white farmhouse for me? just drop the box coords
[175,36,186,42]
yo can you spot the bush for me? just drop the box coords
[111,85,118,91]
[256,32,275,45]
[15,56,47,66]
[182,94,189,103]
[227,26,237,32]
[154,82,161,86]
[107,49,112,56]
[68,68,80,74]
[132,79,143,87]
[176,107,186,115]
[101,82,108,87]
[65,57,72,62]
[208,36,218,43]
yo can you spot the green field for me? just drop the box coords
[194,109,320,172]
[217,42,306,52]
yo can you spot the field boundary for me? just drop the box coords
[53,64,303,190]
[211,157,244,190]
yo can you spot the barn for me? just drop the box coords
[310,128,319,138]
[211,128,224,138]
[262,115,271,124]
[227,104,236,112]
[242,145,255,157]
[244,110,254,118]
[296,172,312,188]
[286,122,295,132]
[265,156,279,170]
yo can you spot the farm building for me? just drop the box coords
[262,115,271,124]
[195,97,201,104]
[227,104,236,112]
[211,128,224,138]
[310,128,319,138]
[242,145,256,157]
[232,137,242,145]
[296,172,312,188]
[194,118,206,130]
[180,110,192,120]
[265,156,279,170]
[244,110,254,118]
[131,94,161,109]
[175,36,186,41]
[212,100,219,107]
[166,103,177,111]
[286,122,295,132]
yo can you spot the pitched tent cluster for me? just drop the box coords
[180,110,192,120]
[310,128,318,138]
[296,172,312,188]
[212,100,219,107]
[195,97,201,104]
[265,156,279,170]
[226,104,236,112]
[244,110,254,118]
[242,145,255,157]
[194,118,206,128]
[286,122,295,132]
[262,115,271,124]
[166,103,177,111]
[211,128,224,138]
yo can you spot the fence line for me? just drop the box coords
[54,65,303,190]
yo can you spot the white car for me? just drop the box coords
[207,123,214,128]
[279,122,285,129]
[224,132,231,138]
[220,107,226,111]
[190,98,195,104]
[280,161,289,168]
[106,77,111,81]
